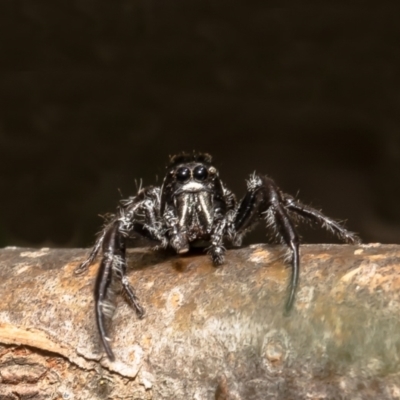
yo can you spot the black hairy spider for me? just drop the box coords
[76,152,360,360]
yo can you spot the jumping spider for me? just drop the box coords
[76,152,360,360]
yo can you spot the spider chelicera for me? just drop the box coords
[76,152,360,360]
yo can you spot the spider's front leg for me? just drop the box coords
[77,187,165,360]
[233,175,300,312]
[94,215,146,360]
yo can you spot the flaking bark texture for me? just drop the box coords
[0,244,400,399]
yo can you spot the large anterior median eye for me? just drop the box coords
[176,167,191,182]
[193,165,208,181]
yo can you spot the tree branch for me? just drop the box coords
[0,244,399,399]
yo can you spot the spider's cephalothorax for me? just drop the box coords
[161,153,228,258]
[76,152,360,360]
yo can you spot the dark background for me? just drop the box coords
[1,2,399,248]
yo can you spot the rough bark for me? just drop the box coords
[0,244,400,399]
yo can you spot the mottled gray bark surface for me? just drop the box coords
[0,244,400,399]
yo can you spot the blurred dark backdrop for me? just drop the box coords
[1,2,399,248]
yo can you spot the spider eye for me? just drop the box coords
[176,167,191,182]
[193,165,208,181]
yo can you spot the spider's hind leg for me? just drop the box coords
[74,230,106,275]
[284,197,361,244]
